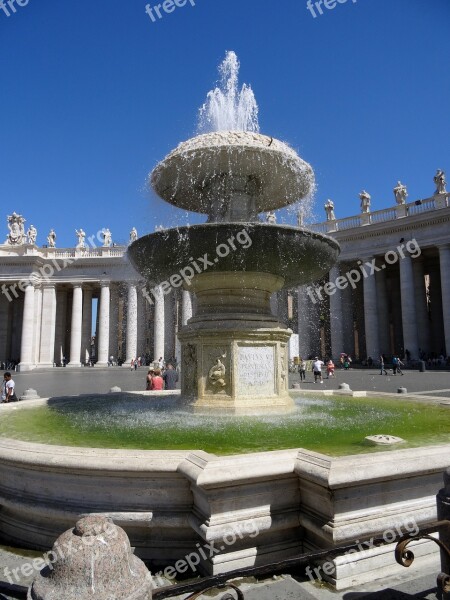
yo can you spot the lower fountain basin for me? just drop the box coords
[128,223,339,289]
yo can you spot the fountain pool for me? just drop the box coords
[0,393,448,456]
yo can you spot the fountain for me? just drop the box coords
[2,54,447,591]
[128,51,339,412]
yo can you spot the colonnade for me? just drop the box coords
[0,279,196,371]
[298,245,450,361]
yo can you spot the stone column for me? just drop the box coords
[81,287,93,365]
[375,268,390,355]
[413,258,431,355]
[154,285,165,361]
[439,244,450,356]
[109,285,119,362]
[399,254,419,359]
[362,258,380,360]
[54,288,67,365]
[18,282,36,371]
[329,265,344,359]
[176,290,192,364]
[33,286,43,366]
[68,284,83,367]
[297,284,320,358]
[0,292,10,365]
[182,290,193,325]
[124,283,138,365]
[429,265,445,354]
[97,282,110,366]
[39,284,57,367]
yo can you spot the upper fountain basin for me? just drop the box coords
[128,223,339,289]
[151,132,314,216]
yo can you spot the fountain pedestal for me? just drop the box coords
[179,271,293,412]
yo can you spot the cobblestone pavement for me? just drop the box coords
[3,366,450,400]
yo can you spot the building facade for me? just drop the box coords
[0,187,449,371]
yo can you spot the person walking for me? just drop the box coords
[392,355,398,375]
[163,363,179,390]
[299,358,306,382]
[1,372,17,403]
[312,357,324,384]
[379,354,388,375]
[396,356,405,375]
[326,359,335,378]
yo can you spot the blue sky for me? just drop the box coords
[0,0,449,246]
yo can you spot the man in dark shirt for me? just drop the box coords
[163,364,179,390]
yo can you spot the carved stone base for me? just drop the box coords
[178,271,294,413]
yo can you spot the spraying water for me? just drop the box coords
[198,51,260,133]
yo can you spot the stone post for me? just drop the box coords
[67,284,83,367]
[329,265,344,359]
[125,282,138,365]
[18,282,35,371]
[399,254,419,359]
[439,245,450,356]
[437,468,450,600]
[362,258,380,360]
[97,282,110,366]
[154,285,165,361]
[39,284,57,367]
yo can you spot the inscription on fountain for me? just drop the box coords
[237,346,275,396]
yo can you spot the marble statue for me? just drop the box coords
[6,212,26,245]
[208,356,227,390]
[359,190,371,213]
[324,199,336,221]
[297,209,304,227]
[266,211,277,224]
[47,229,56,248]
[102,228,112,247]
[434,169,447,195]
[155,225,166,232]
[26,224,37,245]
[75,228,86,249]
[130,227,138,243]
[393,181,408,205]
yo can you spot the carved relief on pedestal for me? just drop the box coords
[204,348,229,394]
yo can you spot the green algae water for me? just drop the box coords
[0,394,449,456]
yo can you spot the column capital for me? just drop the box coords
[438,243,450,252]
[71,282,83,289]
[100,280,111,288]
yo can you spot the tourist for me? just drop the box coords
[130,358,134,371]
[392,355,399,375]
[150,369,164,391]
[312,357,324,384]
[146,368,154,390]
[396,356,405,376]
[163,363,178,390]
[299,357,306,382]
[1,372,17,403]
[326,359,335,378]
[379,354,388,375]
[158,356,165,369]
